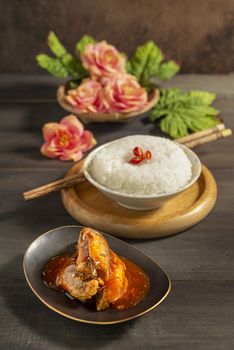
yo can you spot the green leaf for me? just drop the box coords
[37,32,91,80]
[76,35,96,54]
[36,54,68,78]
[128,41,180,85]
[47,32,89,79]
[156,60,180,80]
[47,31,67,58]
[128,41,164,84]
[187,91,216,105]
[160,113,188,139]
[149,88,220,138]
[61,53,89,79]
[185,114,219,132]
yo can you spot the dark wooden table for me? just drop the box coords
[1,74,234,350]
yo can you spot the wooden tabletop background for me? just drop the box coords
[0,74,234,350]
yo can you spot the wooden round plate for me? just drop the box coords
[61,162,217,239]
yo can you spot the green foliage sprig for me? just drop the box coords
[127,41,179,87]
[36,32,94,80]
[149,89,219,138]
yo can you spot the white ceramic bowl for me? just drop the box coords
[83,141,201,211]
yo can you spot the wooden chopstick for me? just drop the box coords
[176,123,225,144]
[23,124,232,201]
[23,173,85,200]
[177,126,232,148]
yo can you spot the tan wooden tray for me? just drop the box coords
[61,162,217,239]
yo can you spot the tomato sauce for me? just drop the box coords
[112,257,150,310]
[42,254,75,288]
[42,254,150,310]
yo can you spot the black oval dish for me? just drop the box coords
[23,225,171,324]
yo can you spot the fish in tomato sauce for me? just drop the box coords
[42,227,150,311]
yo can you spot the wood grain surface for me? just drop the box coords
[0,74,234,350]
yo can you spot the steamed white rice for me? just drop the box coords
[88,135,192,196]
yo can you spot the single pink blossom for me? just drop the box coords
[81,41,126,80]
[41,115,97,161]
[64,78,107,113]
[103,74,148,113]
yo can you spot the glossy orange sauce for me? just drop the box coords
[42,254,75,289]
[113,257,150,310]
[42,254,150,310]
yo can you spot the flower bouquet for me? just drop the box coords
[37,33,179,123]
[37,33,220,137]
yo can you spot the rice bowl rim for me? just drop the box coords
[83,136,202,199]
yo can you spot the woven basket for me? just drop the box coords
[57,85,159,123]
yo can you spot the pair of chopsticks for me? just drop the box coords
[23,174,85,201]
[176,123,232,148]
[23,123,232,201]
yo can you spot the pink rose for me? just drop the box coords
[104,74,148,113]
[65,78,107,113]
[81,41,126,80]
[41,115,96,161]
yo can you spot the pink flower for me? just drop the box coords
[104,74,148,113]
[41,115,97,161]
[81,41,126,80]
[64,78,107,113]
